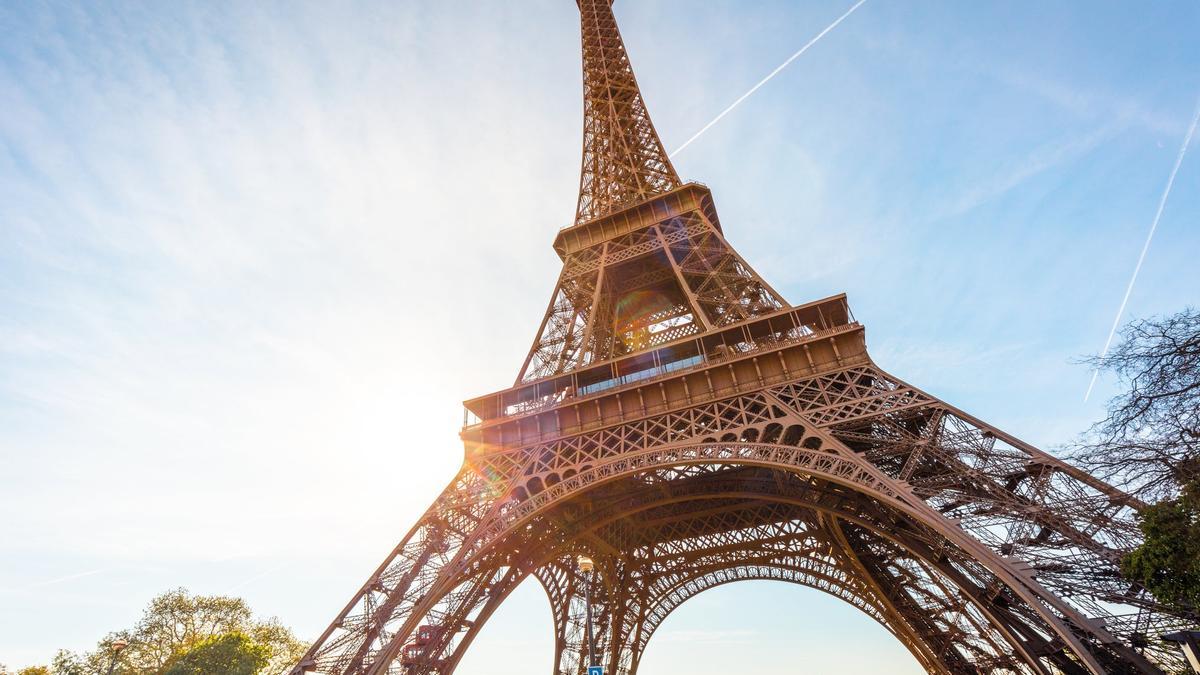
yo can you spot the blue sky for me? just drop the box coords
[2,0,1198,672]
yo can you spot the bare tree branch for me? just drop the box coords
[1071,308,1200,501]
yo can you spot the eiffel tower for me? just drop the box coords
[292,2,1192,674]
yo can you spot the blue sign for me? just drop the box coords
[587,667,604,675]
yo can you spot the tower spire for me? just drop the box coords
[574,0,682,225]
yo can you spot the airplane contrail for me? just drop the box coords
[226,561,294,594]
[669,0,868,159]
[1,568,106,592]
[1085,97,1200,402]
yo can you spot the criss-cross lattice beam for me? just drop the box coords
[575,0,681,225]
[518,212,786,382]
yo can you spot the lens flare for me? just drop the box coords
[614,289,673,329]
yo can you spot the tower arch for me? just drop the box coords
[630,568,935,673]
[509,449,1087,675]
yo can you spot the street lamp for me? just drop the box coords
[576,555,597,672]
[105,638,129,675]
[1163,631,1200,673]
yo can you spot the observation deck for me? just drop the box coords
[462,293,865,451]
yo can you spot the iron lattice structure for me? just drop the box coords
[293,2,1194,673]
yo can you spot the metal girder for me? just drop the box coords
[519,212,786,382]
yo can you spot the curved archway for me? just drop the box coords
[629,564,931,673]
[298,414,1165,675]
[635,578,929,675]
[494,448,1061,675]
[376,437,1088,674]
[365,444,1059,675]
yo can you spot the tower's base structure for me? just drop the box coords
[292,2,1192,673]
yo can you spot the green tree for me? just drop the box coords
[0,665,53,675]
[246,618,308,675]
[124,589,254,670]
[1122,480,1200,611]
[161,632,270,675]
[49,647,91,675]
[52,589,306,675]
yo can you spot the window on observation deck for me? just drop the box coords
[578,343,703,396]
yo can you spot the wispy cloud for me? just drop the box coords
[871,340,1032,385]
[654,628,758,645]
[2,569,106,593]
[225,561,295,595]
[993,69,1185,138]
[932,123,1118,221]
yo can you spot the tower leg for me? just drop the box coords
[536,556,641,675]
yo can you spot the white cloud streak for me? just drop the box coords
[2,569,106,593]
[668,0,868,159]
[934,123,1118,221]
[1085,96,1200,402]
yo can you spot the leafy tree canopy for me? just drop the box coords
[1073,309,1200,611]
[0,665,52,675]
[49,588,306,675]
[1121,480,1200,612]
[161,632,270,675]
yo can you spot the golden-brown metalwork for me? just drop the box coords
[574,0,681,225]
[291,2,1192,674]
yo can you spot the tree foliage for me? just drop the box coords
[48,588,306,675]
[161,632,270,675]
[1072,308,1200,501]
[1121,480,1200,612]
[1072,309,1200,610]
[133,589,254,668]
